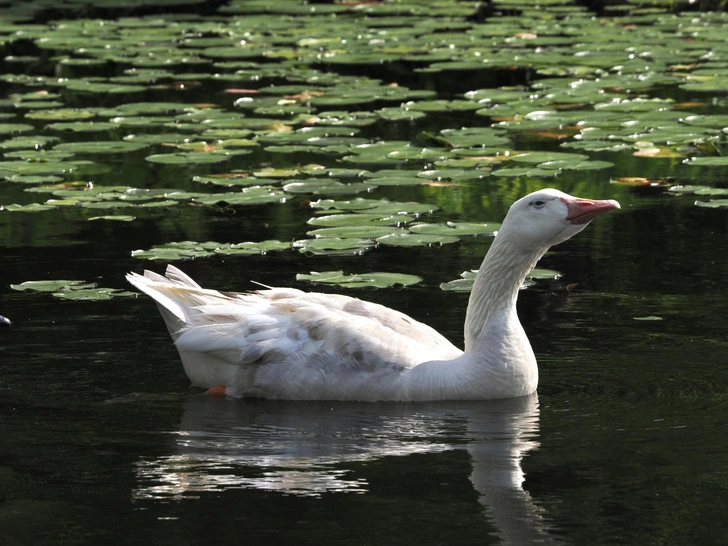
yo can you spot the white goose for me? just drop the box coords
[127,188,618,401]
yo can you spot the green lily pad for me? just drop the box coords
[46,121,120,132]
[311,198,438,216]
[0,123,34,135]
[293,237,375,256]
[296,270,422,289]
[25,108,98,121]
[376,233,460,247]
[683,156,728,167]
[694,199,728,209]
[191,187,287,206]
[509,152,590,164]
[145,151,235,164]
[3,150,76,161]
[7,174,65,184]
[537,159,615,171]
[307,213,414,227]
[306,225,404,239]
[408,222,500,236]
[282,179,376,195]
[214,240,291,256]
[55,141,148,154]
[131,241,223,261]
[0,135,60,149]
[88,215,136,221]
[491,167,558,178]
[192,174,265,187]
[1,203,58,212]
[10,279,95,292]
[52,288,137,300]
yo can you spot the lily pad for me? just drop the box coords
[509,152,590,164]
[376,233,460,247]
[0,123,34,135]
[307,213,414,227]
[306,225,404,239]
[191,187,287,206]
[292,237,375,256]
[1,203,58,212]
[10,279,95,292]
[282,179,376,195]
[311,198,438,216]
[55,141,148,154]
[145,151,236,164]
[214,240,291,256]
[408,222,501,236]
[296,271,422,289]
[683,156,728,167]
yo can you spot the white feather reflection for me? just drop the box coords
[133,394,558,543]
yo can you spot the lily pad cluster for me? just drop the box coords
[295,197,500,256]
[1,0,725,297]
[131,240,291,261]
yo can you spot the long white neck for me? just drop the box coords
[463,234,547,352]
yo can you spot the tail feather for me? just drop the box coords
[164,264,202,289]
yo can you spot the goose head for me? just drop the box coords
[499,188,620,251]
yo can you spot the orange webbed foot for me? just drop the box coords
[203,385,227,397]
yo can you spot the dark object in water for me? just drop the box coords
[0,315,11,327]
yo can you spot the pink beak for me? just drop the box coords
[561,196,620,225]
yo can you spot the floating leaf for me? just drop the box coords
[292,237,375,256]
[88,215,136,222]
[509,152,590,164]
[537,160,614,171]
[52,288,137,300]
[376,233,459,247]
[307,213,414,227]
[409,222,500,236]
[1,203,58,212]
[10,279,95,292]
[214,240,291,255]
[306,225,404,239]
[296,270,422,289]
[311,198,438,216]
[282,178,376,195]
[55,141,148,154]
[191,187,287,206]
[146,151,235,164]
[684,156,728,167]
[0,123,34,135]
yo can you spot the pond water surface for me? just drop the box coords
[2,1,728,545]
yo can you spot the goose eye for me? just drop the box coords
[531,200,546,209]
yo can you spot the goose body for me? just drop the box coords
[127,188,618,401]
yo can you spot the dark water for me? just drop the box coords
[2,4,728,546]
[3,185,728,545]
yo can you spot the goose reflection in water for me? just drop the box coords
[133,394,559,544]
